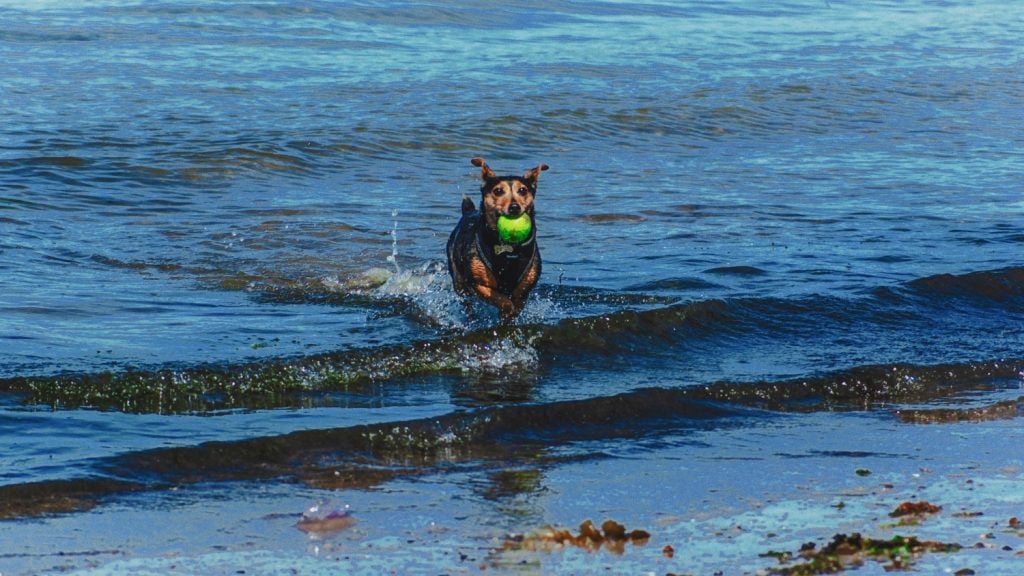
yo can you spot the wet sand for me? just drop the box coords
[2,402,1021,575]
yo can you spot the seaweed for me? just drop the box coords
[897,397,1024,424]
[502,519,650,555]
[766,533,961,575]
[0,478,145,519]
[890,500,942,517]
[889,500,942,526]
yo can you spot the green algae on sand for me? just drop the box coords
[767,533,961,575]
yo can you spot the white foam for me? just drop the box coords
[375,261,444,297]
[456,332,539,374]
[518,293,560,324]
[322,267,392,293]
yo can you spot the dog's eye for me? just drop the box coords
[491,188,506,197]
[517,187,529,195]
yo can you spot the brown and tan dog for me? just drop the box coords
[447,157,549,323]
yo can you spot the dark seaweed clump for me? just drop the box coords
[503,519,650,555]
[767,533,961,575]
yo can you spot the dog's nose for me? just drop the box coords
[508,203,522,216]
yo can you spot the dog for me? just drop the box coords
[447,157,549,323]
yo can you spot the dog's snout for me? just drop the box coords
[508,203,522,216]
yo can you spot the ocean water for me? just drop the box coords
[1,1,1023,574]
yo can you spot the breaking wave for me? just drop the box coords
[1,267,1022,413]
[2,357,1021,519]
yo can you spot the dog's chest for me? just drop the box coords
[489,243,537,294]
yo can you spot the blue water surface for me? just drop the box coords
[1,1,1023,573]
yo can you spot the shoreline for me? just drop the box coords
[2,407,1021,575]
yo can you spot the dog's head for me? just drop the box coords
[471,157,548,229]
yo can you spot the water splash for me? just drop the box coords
[368,207,466,328]
[456,331,540,374]
[375,261,445,297]
[385,207,400,275]
[323,268,393,293]
[372,206,558,330]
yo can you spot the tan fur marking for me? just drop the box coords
[469,257,518,319]
[482,179,535,229]
[511,259,541,308]
[522,163,549,186]
[471,157,496,179]
[469,257,496,289]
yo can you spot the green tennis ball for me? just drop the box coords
[497,213,532,245]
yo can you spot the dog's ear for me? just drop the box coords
[522,163,549,188]
[471,157,496,180]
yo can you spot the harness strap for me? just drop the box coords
[475,228,537,292]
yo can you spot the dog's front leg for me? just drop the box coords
[473,285,518,323]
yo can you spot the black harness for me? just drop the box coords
[474,221,539,296]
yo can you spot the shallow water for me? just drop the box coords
[1,0,1023,573]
